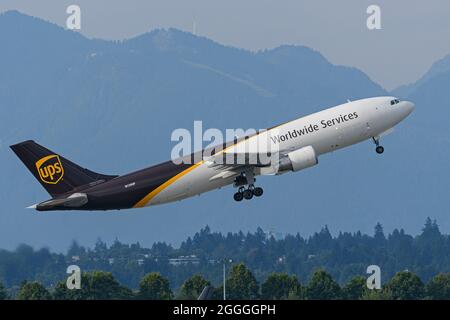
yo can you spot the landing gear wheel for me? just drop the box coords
[233,192,244,202]
[243,189,253,200]
[253,187,263,197]
[372,137,384,154]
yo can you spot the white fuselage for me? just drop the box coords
[147,96,414,206]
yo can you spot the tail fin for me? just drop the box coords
[10,140,117,197]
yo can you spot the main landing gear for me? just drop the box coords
[372,137,384,154]
[233,170,264,202]
[233,185,264,202]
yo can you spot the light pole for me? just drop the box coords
[223,262,226,300]
[223,259,232,300]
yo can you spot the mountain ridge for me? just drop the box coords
[392,53,450,97]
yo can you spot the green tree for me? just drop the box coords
[17,281,51,300]
[374,223,386,242]
[342,276,370,300]
[177,274,210,300]
[426,273,450,299]
[306,270,341,300]
[139,272,172,300]
[286,288,305,300]
[53,271,134,300]
[361,288,393,300]
[384,271,425,300]
[211,285,225,300]
[0,282,8,300]
[261,273,302,300]
[226,263,259,300]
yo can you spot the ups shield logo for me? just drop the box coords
[35,155,64,184]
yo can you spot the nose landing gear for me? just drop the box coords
[376,146,384,154]
[372,137,384,154]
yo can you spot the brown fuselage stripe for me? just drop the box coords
[133,161,204,208]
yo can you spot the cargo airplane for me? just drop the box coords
[11,96,414,211]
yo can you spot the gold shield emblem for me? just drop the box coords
[35,155,64,184]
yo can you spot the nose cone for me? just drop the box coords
[399,101,415,120]
[404,101,415,115]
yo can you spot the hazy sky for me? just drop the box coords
[1,0,450,90]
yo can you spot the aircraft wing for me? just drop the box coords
[204,156,247,181]
[204,143,310,180]
[204,150,280,181]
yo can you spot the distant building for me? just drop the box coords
[168,255,200,266]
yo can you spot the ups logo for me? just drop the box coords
[35,155,64,184]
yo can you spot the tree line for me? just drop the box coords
[1,218,450,292]
[1,264,450,300]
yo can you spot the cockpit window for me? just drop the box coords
[390,99,400,105]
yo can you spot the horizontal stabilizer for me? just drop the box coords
[36,193,88,211]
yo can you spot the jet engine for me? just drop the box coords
[277,146,318,173]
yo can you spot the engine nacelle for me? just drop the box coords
[278,146,318,172]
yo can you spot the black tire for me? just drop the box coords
[243,189,253,200]
[376,146,384,154]
[233,192,243,202]
[253,187,263,197]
